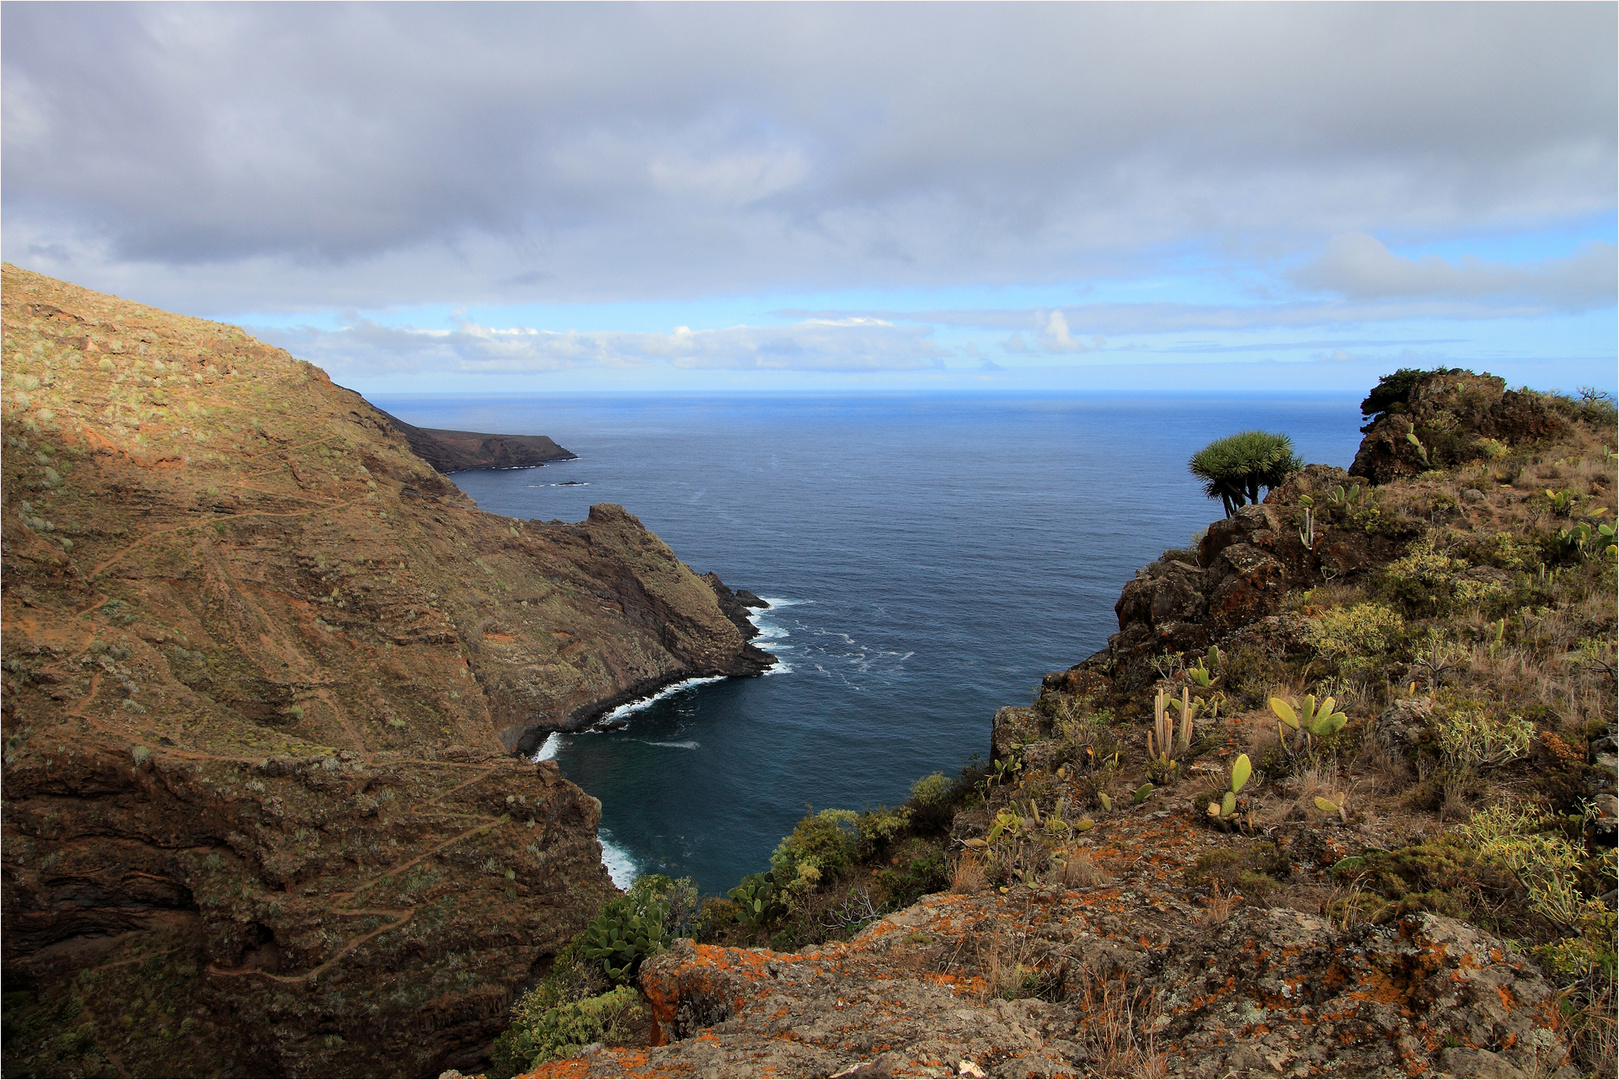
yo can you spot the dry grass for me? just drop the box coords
[1054,850,1109,889]
[1069,967,1166,1078]
[1194,883,1235,928]
[950,853,987,895]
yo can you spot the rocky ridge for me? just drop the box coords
[0,266,769,1077]
[521,369,1613,1079]
[377,410,578,475]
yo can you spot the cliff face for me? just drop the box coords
[375,410,578,474]
[0,266,767,1077]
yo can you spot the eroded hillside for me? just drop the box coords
[0,266,768,1077]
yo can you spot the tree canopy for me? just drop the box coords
[1189,431,1302,517]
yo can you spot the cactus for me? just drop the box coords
[1148,687,1194,782]
[1313,792,1349,824]
[1205,753,1253,830]
[1187,659,1214,687]
[1131,782,1154,805]
[1270,694,1347,758]
[582,894,668,983]
[1406,428,1429,465]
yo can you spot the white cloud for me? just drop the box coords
[2,4,1612,312]
[1290,233,1617,310]
[255,317,943,377]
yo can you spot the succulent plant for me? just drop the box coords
[1271,695,1347,758]
[1205,753,1252,830]
[581,895,668,983]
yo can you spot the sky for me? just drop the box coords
[3,2,1614,396]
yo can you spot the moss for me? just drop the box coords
[1330,840,1525,931]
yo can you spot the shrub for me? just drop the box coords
[771,808,859,886]
[872,838,949,908]
[490,984,644,1075]
[1360,368,1432,431]
[1459,803,1610,932]
[1188,431,1302,517]
[1430,701,1532,770]
[1303,603,1404,671]
[855,806,912,861]
[909,772,951,807]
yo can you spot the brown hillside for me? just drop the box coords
[0,265,768,1077]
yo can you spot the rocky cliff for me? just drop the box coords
[0,266,769,1077]
[376,411,577,475]
[516,370,1614,1079]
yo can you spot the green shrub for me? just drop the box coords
[489,984,644,1074]
[1303,603,1405,671]
[909,772,951,807]
[771,808,858,888]
[1430,701,1532,770]
[1188,431,1303,517]
[872,838,949,908]
[855,806,912,861]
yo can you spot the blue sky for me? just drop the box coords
[4,3,1614,396]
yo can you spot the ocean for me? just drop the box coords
[372,393,1366,895]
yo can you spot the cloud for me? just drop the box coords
[1290,233,1617,310]
[254,317,943,377]
[788,298,1566,339]
[2,3,1613,311]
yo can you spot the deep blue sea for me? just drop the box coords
[372,393,1365,895]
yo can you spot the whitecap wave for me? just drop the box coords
[645,740,699,749]
[746,597,803,674]
[600,675,727,724]
[599,829,637,889]
[530,732,562,762]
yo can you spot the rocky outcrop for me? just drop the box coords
[376,410,577,474]
[0,266,769,1077]
[1351,369,1570,484]
[1103,464,1414,692]
[701,571,771,643]
[538,810,1568,1079]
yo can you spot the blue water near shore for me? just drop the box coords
[372,393,1365,895]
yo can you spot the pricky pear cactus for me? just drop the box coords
[1206,753,1253,832]
[1270,694,1348,759]
[581,894,669,983]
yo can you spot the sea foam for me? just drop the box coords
[599,675,727,725]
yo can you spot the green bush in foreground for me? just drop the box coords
[490,984,644,1075]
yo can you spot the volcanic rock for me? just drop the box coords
[0,266,768,1077]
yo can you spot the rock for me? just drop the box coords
[1350,370,1569,484]
[377,410,577,473]
[1375,696,1434,757]
[0,267,769,1078]
[539,812,1570,1079]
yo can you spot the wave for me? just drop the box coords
[645,740,699,749]
[599,675,727,724]
[599,829,637,889]
[531,731,562,762]
[747,597,804,674]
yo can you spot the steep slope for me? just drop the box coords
[0,266,768,1077]
[518,371,1614,1079]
